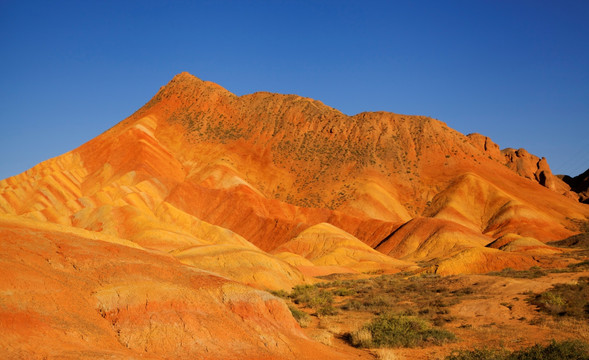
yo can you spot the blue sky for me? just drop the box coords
[1,0,588,180]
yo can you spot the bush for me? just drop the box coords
[290,284,337,316]
[332,287,356,296]
[374,349,403,360]
[290,285,317,305]
[286,272,480,325]
[488,267,547,279]
[270,289,290,298]
[528,277,589,318]
[317,304,339,316]
[288,304,310,327]
[446,348,508,360]
[341,299,364,311]
[350,328,373,348]
[350,313,455,348]
[567,260,589,271]
[509,340,589,360]
[445,340,589,360]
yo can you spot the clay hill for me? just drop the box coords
[1,72,588,359]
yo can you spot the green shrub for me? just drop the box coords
[288,304,310,327]
[290,284,316,305]
[317,304,339,316]
[309,290,334,309]
[445,340,589,360]
[350,328,373,348]
[509,340,589,360]
[290,284,337,316]
[332,287,356,296]
[341,299,364,311]
[488,267,547,279]
[567,260,589,271]
[351,313,455,348]
[528,277,589,318]
[452,287,474,296]
[446,348,509,360]
[270,289,290,299]
[287,272,480,324]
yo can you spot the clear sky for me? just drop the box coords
[1,0,588,180]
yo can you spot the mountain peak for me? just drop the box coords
[156,72,234,101]
[173,71,199,81]
[164,71,204,90]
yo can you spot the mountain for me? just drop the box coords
[0,215,351,360]
[1,72,586,267]
[559,168,589,203]
[1,72,588,359]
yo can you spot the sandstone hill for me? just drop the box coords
[0,215,351,360]
[1,72,588,359]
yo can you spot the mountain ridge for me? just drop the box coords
[1,72,587,267]
[2,71,588,359]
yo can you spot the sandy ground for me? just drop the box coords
[298,270,589,360]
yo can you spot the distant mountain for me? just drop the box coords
[559,168,589,203]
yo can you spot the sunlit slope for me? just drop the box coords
[0,72,587,278]
[423,172,573,241]
[0,115,307,289]
[0,215,352,360]
[375,217,492,261]
[272,223,414,274]
[172,244,309,291]
[429,247,542,275]
[486,233,563,255]
[144,73,587,246]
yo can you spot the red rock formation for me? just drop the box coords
[0,215,351,360]
[467,133,501,159]
[501,148,574,197]
[1,73,589,357]
[1,72,587,262]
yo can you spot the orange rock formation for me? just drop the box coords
[0,215,351,359]
[1,72,588,358]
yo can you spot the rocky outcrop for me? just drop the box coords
[467,133,501,159]
[559,168,589,203]
[501,148,574,197]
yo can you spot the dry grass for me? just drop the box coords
[445,340,589,360]
[314,273,471,325]
[350,313,456,348]
[317,318,342,334]
[283,265,589,357]
[488,266,547,279]
[533,317,589,342]
[288,304,311,327]
[350,328,373,348]
[310,330,334,346]
[374,348,404,360]
[527,276,589,319]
